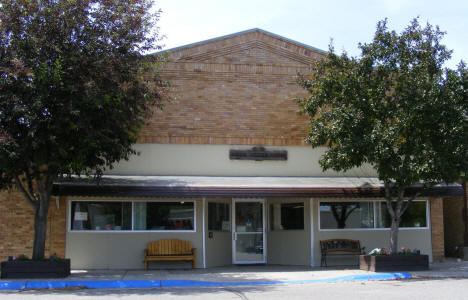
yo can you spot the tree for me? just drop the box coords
[0,0,167,260]
[296,18,466,254]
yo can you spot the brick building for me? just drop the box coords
[0,29,463,268]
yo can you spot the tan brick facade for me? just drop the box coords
[139,29,323,146]
[0,189,66,261]
[430,197,445,262]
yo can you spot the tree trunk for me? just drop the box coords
[390,217,400,254]
[384,183,413,255]
[32,193,51,260]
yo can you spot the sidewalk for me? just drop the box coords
[411,258,468,278]
[2,259,468,290]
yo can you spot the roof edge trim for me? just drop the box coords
[150,28,327,56]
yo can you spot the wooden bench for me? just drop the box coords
[320,239,364,267]
[144,239,196,270]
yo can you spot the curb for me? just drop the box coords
[0,273,411,290]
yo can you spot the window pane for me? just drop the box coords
[235,202,263,233]
[208,202,230,231]
[270,202,304,230]
[133,202,194,230]
[376,201,427,228]
[71,201,131,230]
[320,202,374,229]
[376,202,391,228]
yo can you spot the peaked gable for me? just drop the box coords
[162,28,325,66]
[177,40,314,65]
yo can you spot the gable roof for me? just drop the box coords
[152,28,326,67]
[157,28,326,56]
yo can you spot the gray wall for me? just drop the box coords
[312,199,433,266]
[267,198,311,266]
[66,198,204,269]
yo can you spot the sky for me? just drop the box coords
[155,0,467,68]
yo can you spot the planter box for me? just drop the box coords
[1,259,70,279]
[359,255,429,272]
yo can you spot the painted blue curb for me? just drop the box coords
[23,280,161,289]
[0,273,411,290]
[0,281,26,290]
[0,280,161,290]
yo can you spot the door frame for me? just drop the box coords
[231,198,267,264]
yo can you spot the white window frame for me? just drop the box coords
[68,199,197,233]
[318,199,429,231]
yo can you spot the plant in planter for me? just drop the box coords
[1,253,71,279]
[360,247,429,272]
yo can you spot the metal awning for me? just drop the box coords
[52,175,462,198]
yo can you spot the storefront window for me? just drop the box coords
[376,201,427,228]
[320,202,374,229]
[71,201,132,231]
[270,202,304,230]
[70,200,195,231]
[208,202,230,231]
[133,202,194,230]
[319,200,428,230]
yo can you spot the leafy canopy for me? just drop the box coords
[297,18,467,192]
[0,0,167,191]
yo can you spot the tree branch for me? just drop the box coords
[45,173,54,195]
[331,205,340,222]
[344,205,359,220]
[384,181,396,218]
[36,174,46,197]
[399,191,420,219]
[25,169,38,202]
[14,176,37,210]
[394,188,405,218]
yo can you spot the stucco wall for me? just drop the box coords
[267,198,311,265]
[205,197,312,267]
[106,144,376,177]
[66,198,204,269]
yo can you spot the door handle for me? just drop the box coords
[233,232,237,241]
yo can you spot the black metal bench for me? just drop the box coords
[320,239,365,267]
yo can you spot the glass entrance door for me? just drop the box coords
[232,199,266,264]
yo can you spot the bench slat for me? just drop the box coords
[145,239,196,270]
